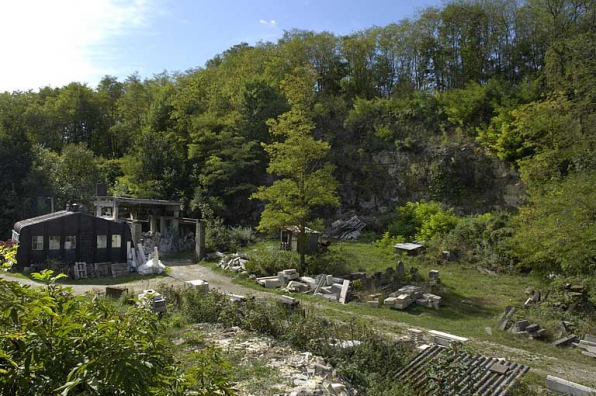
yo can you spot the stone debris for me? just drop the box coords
[552,334,578,348]
[477,266,497,276]
[185,279,210,293]
[546,375,596,396]
[218,253,248,272]
[325,216,366,240]
[196,324,357,396]
[380,285,442,311]
[137,289,167,314]
[575,334,596,359]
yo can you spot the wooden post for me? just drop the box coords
[195,220,205,261]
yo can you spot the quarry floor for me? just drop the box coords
[3,259,595,389]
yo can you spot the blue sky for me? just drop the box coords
[0,0,442,92]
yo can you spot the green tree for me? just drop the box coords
[513,171,596,275]
[252,69,339,271]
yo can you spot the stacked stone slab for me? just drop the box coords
[186,279,210,293]
[278,269,300,285]
[416,293,442,310]
[257,276,282,288]
[576,334,596,359]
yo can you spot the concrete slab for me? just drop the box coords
[546,375,595,395]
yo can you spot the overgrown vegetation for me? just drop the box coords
[0,271,235,395]
[173,286,414,394]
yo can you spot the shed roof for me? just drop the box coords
[394,242,424,251]
[283,226,321,234]
[96,196,182,206]
[13,211,75,234]
[395,344,529,395]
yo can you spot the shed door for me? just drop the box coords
[80,232,94,263]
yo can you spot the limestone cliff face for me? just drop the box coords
[336,143,521,214]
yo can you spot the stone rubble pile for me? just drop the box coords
[325,216,366,240]
[374,284,441,310]
[218,252,249,272]
[195,325,356,396]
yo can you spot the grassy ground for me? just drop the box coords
[4,268,167,285]
[226,239,596,387]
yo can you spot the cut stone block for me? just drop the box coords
[489,363,509,375]
[526,324,540,333]
[286,281,310,293]
[316,293,338,301]
[428,330,469,344]
[186,279,209,292]
[280,295,297,305]
[367,300,380,308]
[585,334,596,343]
[338,279,350,304]
[546,375,596,395]
[512,320,530,332]
[552,334,578,347]
[384,297,397,306]
[261,278,281,288]
[229,294,247,302]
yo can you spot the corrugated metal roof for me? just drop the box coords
[395,344,529,396]
[13,211,75,234]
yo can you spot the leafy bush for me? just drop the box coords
[0,240,17,269]
[245,248,300,276]
[372,232,405,249]
[205,219,257,253]
[387,200,460,242]
[228,226,256,248]
[438,211,514,268]
[306,245,354,275]
[0,271,186,395]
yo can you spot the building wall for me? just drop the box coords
[15,213,131,268]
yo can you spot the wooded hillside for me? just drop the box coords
[1,0,595,276]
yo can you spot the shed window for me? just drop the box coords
[112,235,122,248]
[65,236,76,250]
[97,235,107,249]
[32,236,44,250]
[49,236,60,250]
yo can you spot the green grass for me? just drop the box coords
[217,239,596,388]
[2,269,166,285]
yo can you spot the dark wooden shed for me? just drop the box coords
[12,210,132,269]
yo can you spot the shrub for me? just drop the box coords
[387,200,460,242]
[205,219,257,253]
[306,245,354,275]
[227,226,256,248]
[245,248,300,277]
[0,271,186,395]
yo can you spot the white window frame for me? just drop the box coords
[97,235,107,249]
[111,235,122,248]
[49,236,61,250]
[65,236,76,250]
[32,236,44,251]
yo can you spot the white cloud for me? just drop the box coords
[0,0,159,92]
[259,19,278,26]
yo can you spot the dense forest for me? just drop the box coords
[1,0,595,276]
